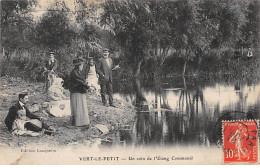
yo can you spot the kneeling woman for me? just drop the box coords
[69,58,90,127]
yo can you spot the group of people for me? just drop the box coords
[4,48,120,136]
[4,93,56,136]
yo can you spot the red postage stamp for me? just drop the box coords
[223,120,259,164]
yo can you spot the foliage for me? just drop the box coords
[34,8,75,50]
[241,0,260,47]
[1,0,259,81]
[73,0,104,56]
[100,0,253,76]
[1,0,37,53]
[101,0,154,76]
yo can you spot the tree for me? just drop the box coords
[208,0,249,55]
[101,0,153,77]
[147,0,177,77]
[167,0,200,76]
[171,0,249,76]
[73,0,103,57]
[34,3,75,50]
[1,0,36,28]
[1,0,37,58]
[242,0,260,47]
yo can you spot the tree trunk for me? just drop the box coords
[154,67,161,79]
[195,56,202,75]
[3,47,5,59]
[182,60,188,76]
[183,76,187,90]
[154,57,167,79]
[134,59,143,77]
[134,79,146,102]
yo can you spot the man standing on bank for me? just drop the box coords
[96,48,120,107]
[44,51,58,95]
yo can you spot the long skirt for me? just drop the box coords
[70,93,90,126]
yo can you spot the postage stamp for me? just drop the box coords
[223,120,259,164]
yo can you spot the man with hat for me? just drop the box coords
[96,48,120,107]
[44,51,58,95]
[4,93,56,135]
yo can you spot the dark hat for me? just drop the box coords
[49,51,55,55]
[73,58,85,66]
[103,48,110,52]
[18,93,28,100]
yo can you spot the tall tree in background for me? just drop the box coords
[72,0,103,59]
[1,0,37,59]
[209,0,249,56]
[147,0,176,77]
[173,0,248,75]
[34,2,74,50]
[168,0,199,76]
[1,0,259,80]
[101,0,153,77]
[242,0,260,47]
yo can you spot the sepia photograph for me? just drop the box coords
[0,0,259,165]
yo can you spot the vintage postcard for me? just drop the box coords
[0,0,259,165]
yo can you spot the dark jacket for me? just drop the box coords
[45,59,58,71]
[69,68,89,94]
[95,57,115,84]
[4,102,40,131]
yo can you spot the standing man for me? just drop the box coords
[96,48,120,107]
[44,51,58,94]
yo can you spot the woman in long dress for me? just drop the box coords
[69,58,90,126]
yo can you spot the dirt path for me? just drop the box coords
[0,77,136,147]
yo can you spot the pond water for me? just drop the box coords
[109,76,260,148]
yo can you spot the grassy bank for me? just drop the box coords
[0,77,136,148]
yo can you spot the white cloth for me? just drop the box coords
[247,50,253,57]
[48,77,71,117]
[87,65,100,91]
[49,100,71,117]
[49,77,67,101]
[12,119,41,136]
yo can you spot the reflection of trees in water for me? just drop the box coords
[133,77,212,147]
[119,77,259,147]
[134,79,163,146]
[132,77,260,147]
[191,78,210,146]
[135,112,163,146]
[134,79,147,104]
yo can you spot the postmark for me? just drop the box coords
[212,111,256,149]
[222,120,259,164]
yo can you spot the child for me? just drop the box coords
[12,109,42,136]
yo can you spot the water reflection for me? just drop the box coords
[113,77,260,148]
